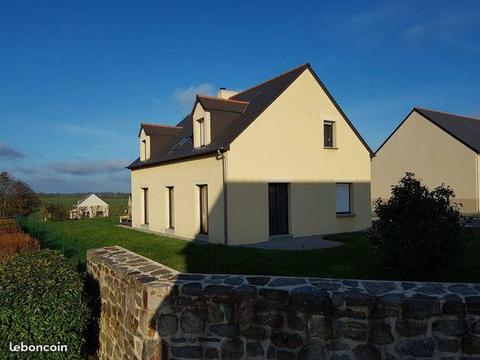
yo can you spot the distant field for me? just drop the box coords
[39,195,129,217]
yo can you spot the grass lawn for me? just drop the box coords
[19,216,480,282]
[39,195,128,216]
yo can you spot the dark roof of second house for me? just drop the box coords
[128,63,372,169]
[376,108,480,155]
[415,108,480,153]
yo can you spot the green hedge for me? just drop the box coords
[0,250,90,359]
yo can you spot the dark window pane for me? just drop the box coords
[199,185,208,234]
[143,188,149,224]
[324,122,333,147]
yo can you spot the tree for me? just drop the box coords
[44,203,69,221]
[369,173,465,278]
[0,172,40,218]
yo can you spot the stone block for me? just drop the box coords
[396,337,435,358]
[307,315,333,339]
[463,335,480,354]
[157,314,178,336]
[287,311,305,331]
[369,322,394,345]
[181,309,205,334]
[246,341,264,357]
[403,294,441,319]
[432,319,467,337]
[394,318,427,337]
[221,338,244,360]
[171,345,203,359]
[209,324,238,338]
[270,331,303,349]
[298,343,326,360]
[241,326,268,340]
[353,345,382,360]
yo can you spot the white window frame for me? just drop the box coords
[324,120,336,148]
[166,186,175,229]
[335,183,351,215]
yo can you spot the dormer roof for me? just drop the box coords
[139,123,183,137]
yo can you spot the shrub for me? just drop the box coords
[0,231,40,261]
[0,250,90,359]
[0,219,16,227]
[369,173,465,278]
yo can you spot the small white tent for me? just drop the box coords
[70,194,109,219]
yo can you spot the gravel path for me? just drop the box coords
[238,235,344,250]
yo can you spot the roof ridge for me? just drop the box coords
[196,94,249,104]
[231,63,310,99]
[142,123,183,129]
[415,107,480,122]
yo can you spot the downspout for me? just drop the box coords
[477,154,480,213]
[218,148,229,245]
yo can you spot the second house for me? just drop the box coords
[128,64,372,245]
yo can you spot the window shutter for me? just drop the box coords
[335,184,350,214]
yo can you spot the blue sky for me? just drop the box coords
[1,0,479,193]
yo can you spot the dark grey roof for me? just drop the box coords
[197,95,249,113]
[139,124,183,137]
[128,63,372,169]
[375,108,480,155]
[415,108,480,153]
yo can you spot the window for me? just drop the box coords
[141,139,147,160]
[324,121,334,148]
[171,137,190,151]
[167,186,175,229]
[335,183,351,214]
[198,118,206,147]
[198,185,208,235]
[142,188,149,224]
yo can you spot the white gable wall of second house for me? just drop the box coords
[78,194,108,207]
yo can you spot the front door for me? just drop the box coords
[268,183,289,236]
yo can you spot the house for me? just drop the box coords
[372,108,480,213]
[128,63,372,245]
[69,194,109,219]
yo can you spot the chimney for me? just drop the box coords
[217,87,238,99]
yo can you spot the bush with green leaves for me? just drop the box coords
[369,172,465,278]
[0,250,90,359]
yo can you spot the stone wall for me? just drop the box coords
[87,246,480,360]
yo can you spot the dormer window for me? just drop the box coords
[193,111,211,148]
[198,118,206,147]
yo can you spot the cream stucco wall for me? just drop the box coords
[192,103,211,148]
[371,111,479,213]
[226,69,372,245]
[139,129,150,161]
[131,155,225,243]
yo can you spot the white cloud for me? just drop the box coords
[172,83,215,111]
[45,159,129,175]
[404,12,477,44]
